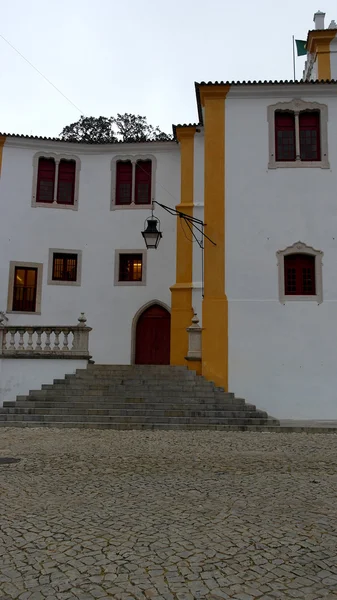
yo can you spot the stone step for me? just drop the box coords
[27,389,228,400]
[3,401,254,411]
[0,363,279,430]
[0,414,275,425]
[85,365,190,371]
[15,395,246,406]
[0,407,267,418]
[44,381,218,391]
[49,377,217,392]
[0,422,281,430]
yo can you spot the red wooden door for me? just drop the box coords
[135,305,171,365]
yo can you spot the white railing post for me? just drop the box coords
[186,312,202,360]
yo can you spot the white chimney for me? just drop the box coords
[313,10,325,30]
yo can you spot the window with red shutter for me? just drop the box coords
[299,111,320,161]
[135,160,152,205]
[116,161,132,205]
[284,254,316,295]
[57,159,76,205]
[36,158,55,203]
[275,112,296,161]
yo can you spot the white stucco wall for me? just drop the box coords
[0,358,87,405]
[0,139,179,368]
[224,89,337,419]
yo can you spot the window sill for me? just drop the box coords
[32,201,78,211]
[115,280,146,287]
[47,280,81,286]
[280,295,321,304]
[268,159,330,169]
[111,203,152,211]
[6,310,41,315]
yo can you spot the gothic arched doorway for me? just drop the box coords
[135,304,171,365]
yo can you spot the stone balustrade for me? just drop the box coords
[0,313,92,359]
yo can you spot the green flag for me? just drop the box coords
[295,39,307,56]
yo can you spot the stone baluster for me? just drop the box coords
[54,329,60,352]
[18,329,25,351]
[45,329,52,352]
[9,330,16,351]
[36,329,42,352]
[62,329,69,351]
[27,328,34,352]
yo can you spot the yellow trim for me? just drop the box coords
[0,136,6,177]
[307,30,336,80]
[170,126,196,366]
[200,85,230,390]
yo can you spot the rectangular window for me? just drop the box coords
[36,158,55,203]
[57,159,76,205]
[119,254,143,282]
[284,254,316,295]
[299,111,320,161]
[275,112,296,161]
[135,160,152,204]
[12,267,38,312]
[116,161,132,205]
[52,253,78,282]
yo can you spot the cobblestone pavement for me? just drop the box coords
[1,430,337,600]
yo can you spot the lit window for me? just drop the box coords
[52,253,78,282]
[119,254,143,282]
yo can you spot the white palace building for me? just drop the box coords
[1,10,337,421]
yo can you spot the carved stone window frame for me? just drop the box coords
[32,152,81,210]
[268,99,329,169]
[276,241,323,304]
[7,261,44,314]
[114,250,147,286]
[111,155,156,210]
[47,248,82,286]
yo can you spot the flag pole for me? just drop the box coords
[292,35,296,81]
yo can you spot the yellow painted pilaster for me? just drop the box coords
[307,30,336,80]
[170,127,196,365]
[0,136,6,177]
[199,86,230,390]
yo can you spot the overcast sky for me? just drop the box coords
[0,0,336,138]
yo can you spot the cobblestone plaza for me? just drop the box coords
[1,429,337,599]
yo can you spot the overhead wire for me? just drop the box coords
[0,32,84,115]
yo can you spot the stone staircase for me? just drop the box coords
[0,364,279,430]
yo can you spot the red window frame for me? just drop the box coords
[119,254,143,282]
[299,111,321,161]
[284,254,316,295]
[52,253,78,282]
[12,267,37,312]
[36,158,55,203]
[57,159,76,205]
[135,160,152,205]
[275,111,296,162]
[116,161,132,205]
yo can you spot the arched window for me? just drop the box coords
[32,153,80,209]
[112,156,156,209]
[268,100,329,169]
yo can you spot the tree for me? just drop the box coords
[60,113,172,143]
[60,116,116,143]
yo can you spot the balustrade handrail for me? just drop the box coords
[0,314,92,359]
